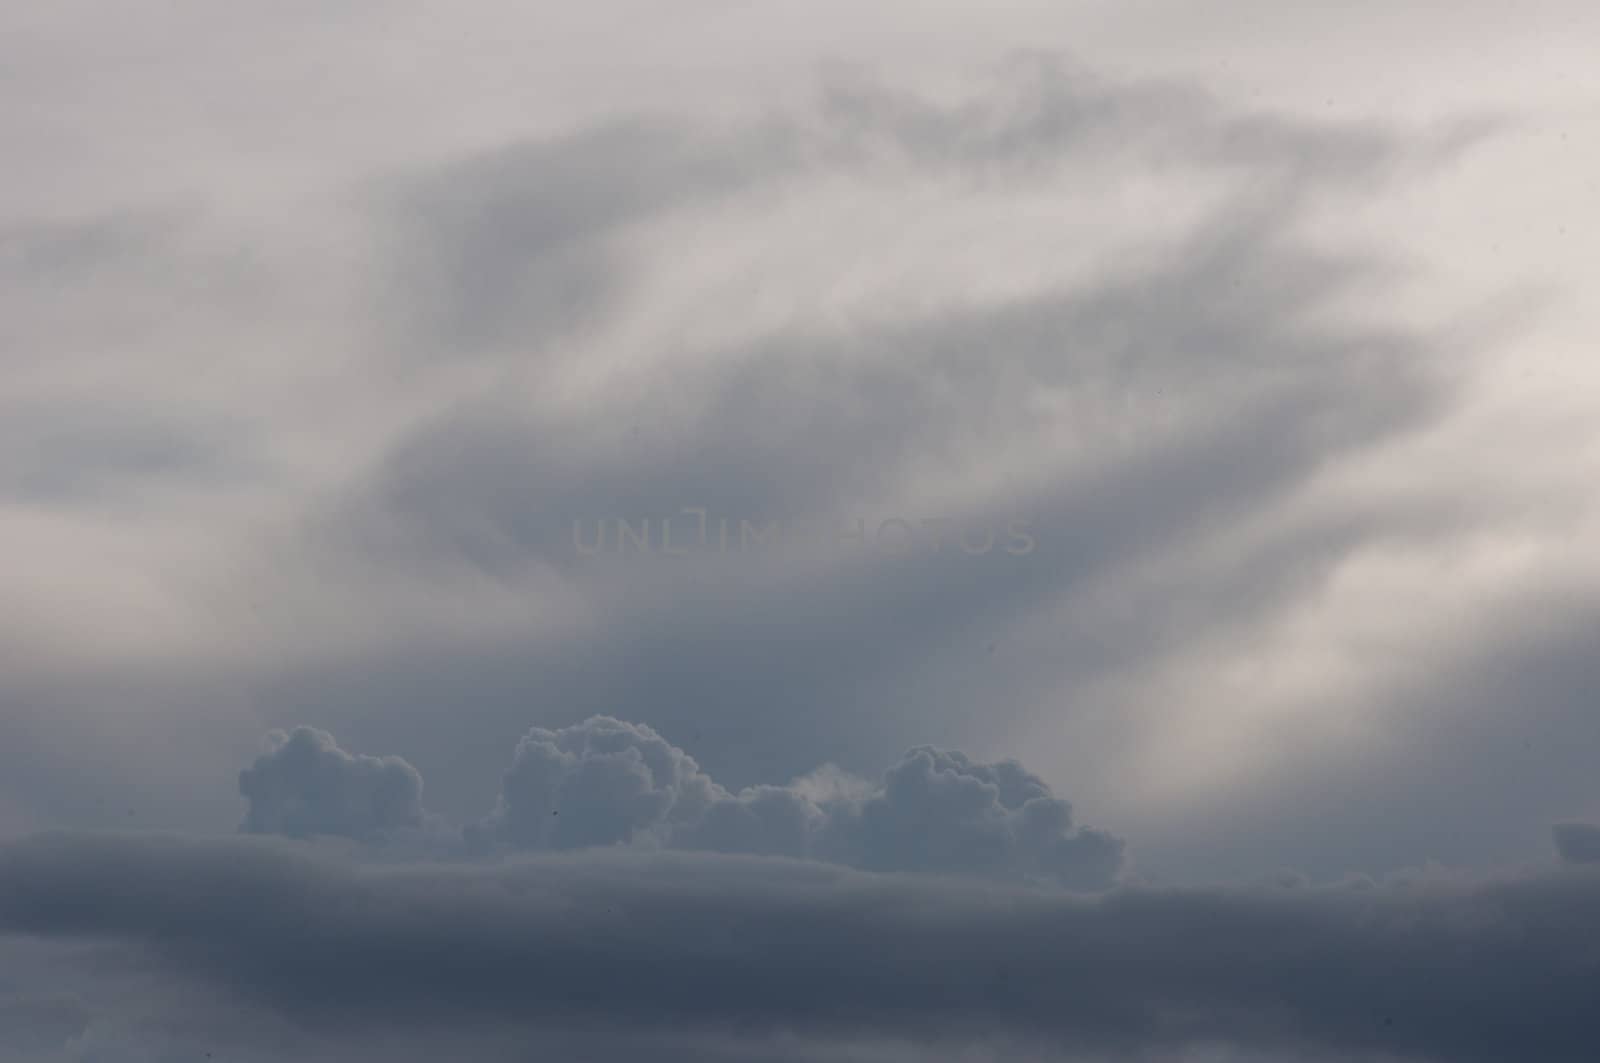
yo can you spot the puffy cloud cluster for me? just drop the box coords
[242,717,1120,888]
[476,717,1124,888]
[238,727,425,841]
[479,716,723,849]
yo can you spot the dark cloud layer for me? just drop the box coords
[3,832,1597,1062]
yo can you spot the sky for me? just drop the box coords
[2,2,1599,1060]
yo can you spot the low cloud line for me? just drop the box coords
[2,832,1598,1061]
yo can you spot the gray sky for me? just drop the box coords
[2,3,1599,1060]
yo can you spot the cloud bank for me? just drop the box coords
[2,832,1597,1062]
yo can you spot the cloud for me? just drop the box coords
[0,401,252,508]
[477,715,723,850]
[368,116,798,362]
[805,53,1458,182]
[238,717,1122,888]
[811,747,1126,890]
[473,716,1124,888]
[238,727,425,841]
[1553,822,1600,865]
[2,832,1598,1062]
[363,53,1451,365]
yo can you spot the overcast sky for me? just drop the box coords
[2,3,1599,1060]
